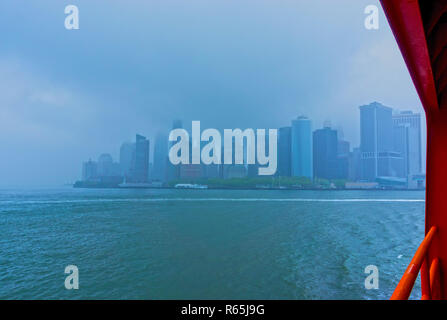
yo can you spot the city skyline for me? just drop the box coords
[79,101,425,189]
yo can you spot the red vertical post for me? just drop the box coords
[421,258,431,300]
[429,258,441,299]
[425,110,447,299]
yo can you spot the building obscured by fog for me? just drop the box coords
[131,134,150,183]
[82,159,97,181]
[291,116,313,179]
[393,111,422,176]
[120,142,135,178]
[360,102,404,181]
[313,126,348,180]
[359,102,422,185]
[152,133,168,182]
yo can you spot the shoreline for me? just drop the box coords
[72,185,425,192]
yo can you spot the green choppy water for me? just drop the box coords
[0,187,425,299]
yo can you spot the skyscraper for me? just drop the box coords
[167,120,183,182]
[132,134,150,183]
[120,142,135,178]
[82,159,97,181]
[349,147,362,181]
[278,126,292,177]
[291,116,313,178]
[337,139,350,181]
[393,111,422,176]
[313,126,338,179]
[338,140,350,157]
[97,153,114,177]
[152,133,168,182]
[359,102,404,181]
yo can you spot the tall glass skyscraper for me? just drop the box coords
[82,159,97,181]
[152,133,168,182]
[291,116,313,179]
[360,102,404,181]
[167,120,183,182]
[120,142,135,178]
[313,126,338,179]
[392,111,422,176]
[132,134,150,183]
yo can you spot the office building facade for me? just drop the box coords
[360,102,404,181]
[393,111,423,176]
[132,134,150,183]
[291,116,313,178]
[313,126,338,179]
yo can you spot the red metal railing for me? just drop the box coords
[390,226,438,300]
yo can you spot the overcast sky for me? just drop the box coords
[0,0,424,186]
